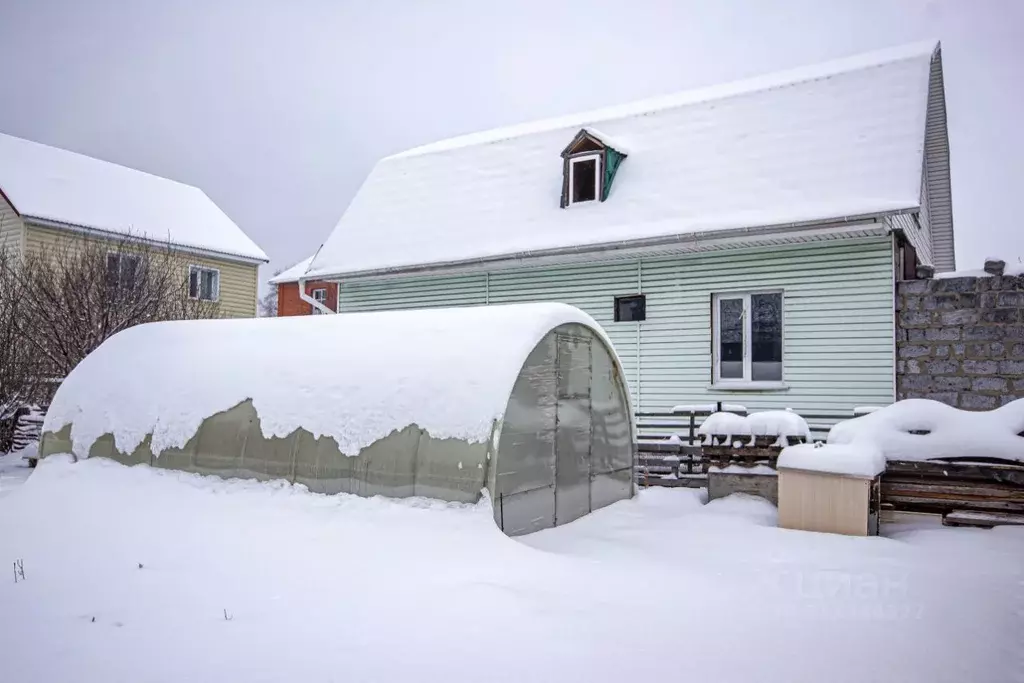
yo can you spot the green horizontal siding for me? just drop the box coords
[339,237,896,417]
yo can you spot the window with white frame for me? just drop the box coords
[568,154,601,205]
[188,265,220,302]
[712,291,783,383]
[311,288,327,314]
[105,252,142,289]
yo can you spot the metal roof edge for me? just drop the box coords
[313,210,910,282]
[22,215,269,265]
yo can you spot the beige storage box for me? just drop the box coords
[777,443,883,536]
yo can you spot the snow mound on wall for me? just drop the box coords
[828,398,1024,461]
[43,303,622,459]
[698,410,810,447]
[933,261,1024,278]
[778,442,886,478]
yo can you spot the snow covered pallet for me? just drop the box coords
[11,406,45,462]
[701,435,808,472]
[880,459,1024,527]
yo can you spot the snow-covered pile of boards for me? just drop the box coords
[828,398,1024,462]
[697,409,811,448]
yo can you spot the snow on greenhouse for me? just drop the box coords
[40,303,635,534]
[828,398,1024,462]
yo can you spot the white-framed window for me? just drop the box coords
[311,288,327,315]
[568,154,601,205]
[712,291,784,385]
[106,252,142,289]
[188,265,220,302]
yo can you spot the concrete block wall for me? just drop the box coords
[896,275,1024,409]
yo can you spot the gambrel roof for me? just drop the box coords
[0,133,268,262]
[308,41,950,280]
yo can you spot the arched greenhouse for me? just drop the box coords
[40,303,635,535]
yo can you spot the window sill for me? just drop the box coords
[707,382,789,392]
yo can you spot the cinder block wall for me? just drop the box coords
[896,276,1024,409]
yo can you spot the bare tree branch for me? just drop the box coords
[7,234,221,390]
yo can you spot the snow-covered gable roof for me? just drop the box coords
[0,133,268,262]
[308,42,941,279]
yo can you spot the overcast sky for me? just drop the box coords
[1,0,1021,287]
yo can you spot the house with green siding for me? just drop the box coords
[298,42,954,420]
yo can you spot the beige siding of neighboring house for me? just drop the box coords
[23,223,259,318]
[0,192,23,257]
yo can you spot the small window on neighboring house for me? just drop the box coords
[188,265,220,302]
[712,291,783,383]
[614,295,646,322]
[569,156,600,204]
[106,252,142,289]
[311,288,327,315]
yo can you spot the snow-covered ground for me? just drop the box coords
[2,457,1022,683]
[0,445,35,498]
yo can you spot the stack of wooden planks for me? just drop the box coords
[881,459,1024,527]
[701,434,807,472]
[634,440,704,487]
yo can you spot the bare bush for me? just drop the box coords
[258,271,281,317]
[9,234,220,384]
[0,248,45,421]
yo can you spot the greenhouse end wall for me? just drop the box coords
[494,323,634,535]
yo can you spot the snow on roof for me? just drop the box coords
[0,133,268,262]
[308,42,938,279]
[43,303,618,459]
[268,255,315,284]
[828,399,1024,462]
[778,443,886,478]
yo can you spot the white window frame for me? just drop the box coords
[567,153,602,206]
[106,251,142,288]
[711,290,785,389]
[311,287,327,315]
[188,264,221,303]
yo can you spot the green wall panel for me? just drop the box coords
[339,237,896,419]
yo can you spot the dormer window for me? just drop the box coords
[560,128,628,209]
[569,155,600,204]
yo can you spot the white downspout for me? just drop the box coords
[297,245,336,315]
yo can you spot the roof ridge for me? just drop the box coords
[388,40,938,160]
[0,132,204,193]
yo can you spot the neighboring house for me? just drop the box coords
[0,133,268,317]
[270,256,339,315]
[298,42,953,419]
